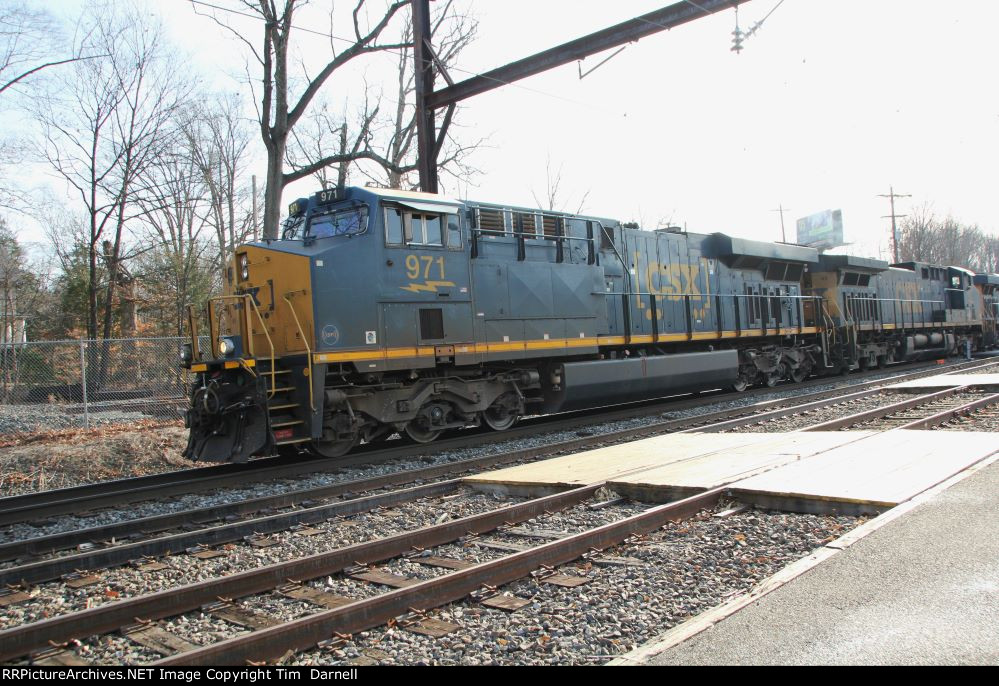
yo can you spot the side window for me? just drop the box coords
[423,214,443,246]
[446,214,462,249]
[385,208,404,245]
[387,208,445,247]
[409,214,423,244]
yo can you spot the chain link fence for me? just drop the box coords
[0,337,205,433]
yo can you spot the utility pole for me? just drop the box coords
[251,174,258,241]
[772,203,790,242]
[878,186,911,263]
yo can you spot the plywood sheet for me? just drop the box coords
[888,373,999,390]
[464,433,778,492]
[730,430,998,511]
[609,431,871,501]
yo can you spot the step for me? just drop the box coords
[269,386,296,393]
[274,437,311,446]
[271,419,305,429]
[269,403,300,411]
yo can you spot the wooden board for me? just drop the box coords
[463,433,781,494]
[124,625,198,656]
[349,570,418,588]
[278,585,354,609]
[730,430,999,514]
[208,604,281,630]
[33,650,90,666]
[608,432,870,502]
[405,618,460,637]
[889,373,999,390]
[0,591,30,607]
[411,556,475,571]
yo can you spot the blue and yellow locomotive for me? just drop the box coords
[181,186,995,462]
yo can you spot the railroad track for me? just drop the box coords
[2,358,996,583]
[2,357,993,530]
[0,357,996,665]
[0,486,719,664]
[1,357,997,590]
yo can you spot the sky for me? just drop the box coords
[9,0,999,263]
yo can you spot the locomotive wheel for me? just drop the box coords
[482,393,519,431]
[790,365,810,383]
[764,370,781,387]
[310,435,357,458]
[404,421,442,444]
[732,377,750,392]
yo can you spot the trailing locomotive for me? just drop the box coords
[181,186,996,462]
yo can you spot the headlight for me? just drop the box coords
[238,253,249,281]
[219,338,236,356]
[180,343,193,364]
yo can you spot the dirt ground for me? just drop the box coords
[0,421,196,496]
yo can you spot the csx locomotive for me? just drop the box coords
[180,186,999,462]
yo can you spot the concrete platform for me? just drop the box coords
[463,432,866,497]
[465,429,997,514]
[888,372,999,390]
[614,455,999,665]
[729,430,998,515]
[606,432,869,503]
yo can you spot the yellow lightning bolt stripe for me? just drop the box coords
[399,280,456,293]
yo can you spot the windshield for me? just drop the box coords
[281,207,368,240]
[308,207,367,239]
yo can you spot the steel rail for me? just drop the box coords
[0,480,460,587]
[802,386,971,431]
[154,487,724,666]
[895,392,999,430]
[2,357,990,527]
[5,359,996,559]
[0,485,601,663]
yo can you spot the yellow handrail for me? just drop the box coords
[206,294,277,398]
[283,292,315,412]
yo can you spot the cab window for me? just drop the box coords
[385,207,460,249]
[308,207,367,239]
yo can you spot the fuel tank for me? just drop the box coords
[542,350,739,413]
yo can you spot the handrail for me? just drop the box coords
[282,292,315,412]
[186,305,201,361]
[206,294,276,398]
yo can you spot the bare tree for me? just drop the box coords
[34,4,192,346]
[0,1,86,98]
[358,0,483,191]
[135,141,216,337]
[530,154,590,214]
[898,203,990,271]
[182,94,257,272]
[197,0,411,239]
[285,89,381,192]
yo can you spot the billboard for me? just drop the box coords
[796,209,844,250]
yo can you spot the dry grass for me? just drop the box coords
[0,421,197,496]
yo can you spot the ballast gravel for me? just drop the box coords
[286,501,861,666]
[0,360,980,542]
[0,488,519,632]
